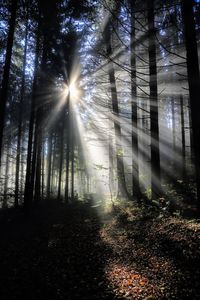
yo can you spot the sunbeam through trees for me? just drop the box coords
[0,0,200,299]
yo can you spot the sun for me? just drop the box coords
[63,81,80,103]
[69,82,79,99]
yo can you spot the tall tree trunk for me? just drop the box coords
[182,0,200,208]
[104,20,129,198]
[34,121,42,202]
[51,134,57,196]
[47,131,53,198]
[147,0,161,199]
[0,0,18,164]
[3,137,10,208]
[180,95,186,179]
[109,116,114,199]
[15,10,28,207]
[130,0,140,199]
[71,118,74,201]
[57,124,64,201]
[33,35,48,202]
[24,14,41,210]
[171,98,176,159]
[65,97,70,202]
[41,141,45,200]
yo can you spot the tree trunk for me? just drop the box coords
[65,97,70,202]
[180,95,186,179]
[130,0,140,199]
[47,131,53,198]
[41,141,45,200]
[15,10,28,207]
[71,117,74,201]
[104,20,129,198]
[147,0,161,199]
[182,0,200,208]
[171,98,176,169]
[57,124,64,201]
[3,137,10,208]
[0,0,18,164]
[34,120,42,202]
[24,14,41,211]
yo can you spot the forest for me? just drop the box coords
[0,0,200,299]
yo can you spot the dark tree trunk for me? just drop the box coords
[147,0,161,199]
[41,141,45,200]
[34,119,42,202]
[109,117,114,199]
[57,124,64,201]
[65,97,70,202]
[130,0,140,199]
[171,99,176,156]
[15,10,28,208]
[47,131,53,198]
[180,96,186,178]
[104,20,129,198]
[24,15,41,211]
[182,0,200,208]
[3,137,10,208]
[171,98,176,169]
[33,34,48,202]
[51,134,57,196]
[0,0,18,164]
[71,118,74,201]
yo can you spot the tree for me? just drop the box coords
[129,0,140,199]
[147,0,161,199]
[0,0,18,164]
[182,0,200,210]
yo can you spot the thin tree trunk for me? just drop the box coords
[171,98,176,168]
[51,134,57,196]
[180,95,186,178]
[47,131,53,198]
[34,122,42,202]
[0,0,18,164]
[41,140,45,200]
[172,100,176,145]
[15,10,28,207]
[71,118,74,201]
[3,138,10,208]
[104,20,129,198]
[130,0,140,199]
[24,14,41,210]
[58,124,64,201]
[147,0,161,199]
[65,97,70,202]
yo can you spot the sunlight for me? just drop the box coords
[69,82,79,98]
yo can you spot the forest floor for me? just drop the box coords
[0,199,199,300]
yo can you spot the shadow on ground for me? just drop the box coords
[0,201,123,300]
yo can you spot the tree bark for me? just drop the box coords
[147,0,161,199]
[47,131,53,198]
[0,0,18,164]
[24,14,41,210]
[104,19,129,198]
[130,0,140,199]
[180,95,186,179]
[15,9,28,207]
[182,0,200,208]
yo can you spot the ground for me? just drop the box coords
[0,200,199,300]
